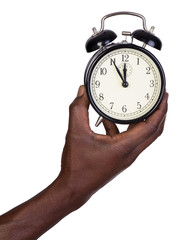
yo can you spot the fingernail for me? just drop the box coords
[77,85,85,97]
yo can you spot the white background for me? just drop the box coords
[0,0,191,239]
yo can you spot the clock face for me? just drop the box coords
[85,44,165,123]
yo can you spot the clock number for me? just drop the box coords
[95,80,100,88]
[99,93,104,101]
[122,105,127,113]
[110,58,116,65]
[100,67,107,75]
[137,102,142,109]
[146,67,151,74]
[122,54,129,62]
[109,102,114,110]
[150,80,155,87]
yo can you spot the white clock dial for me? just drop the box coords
[89,47,163,122]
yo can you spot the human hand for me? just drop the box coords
[0,85,168,240]
[59,86,168,208]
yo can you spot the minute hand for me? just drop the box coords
[113,62,128,88]
[113,62,124,82]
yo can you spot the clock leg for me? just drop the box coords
[95,116,103,127]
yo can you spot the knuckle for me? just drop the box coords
[151,124,159,134]
[156,123,165,137]
[147,121,159,135]
[158,128,163,137]
[69,99,80,114]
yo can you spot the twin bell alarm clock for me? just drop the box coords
[84,11,165,126]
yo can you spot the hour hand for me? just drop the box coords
[123,63,129,87]
[123,63,127,81]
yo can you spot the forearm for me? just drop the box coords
[0,174,83,240]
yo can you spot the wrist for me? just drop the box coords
[55,172,90,213]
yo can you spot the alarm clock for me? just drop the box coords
[84,11,166,126]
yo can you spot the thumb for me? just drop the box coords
[68,85,91,134]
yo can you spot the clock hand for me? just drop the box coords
[113,62,124,81]
[123,63,129,87]
[113,62,128,88]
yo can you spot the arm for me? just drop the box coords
[0,86,168,240]
[0,177,79,240]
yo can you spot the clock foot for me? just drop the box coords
[95,116,103,127]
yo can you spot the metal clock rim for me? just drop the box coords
[84,43,166,124]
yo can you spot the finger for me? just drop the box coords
[128,115,167,162]
[102,119,119,137]
[121,115,167,169]
[117,92,168,148]
[68,85,91,134]
[139,115,166,150]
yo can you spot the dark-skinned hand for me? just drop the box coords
[0,85,168,240]
[60,85,168,207]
